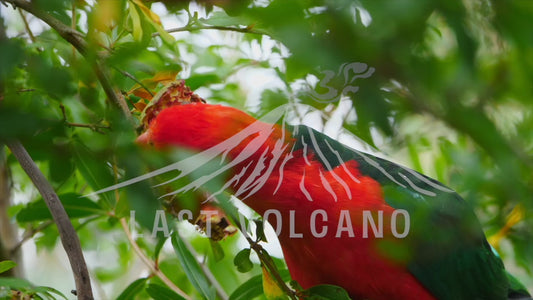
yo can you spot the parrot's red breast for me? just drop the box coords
[139,103,436,299]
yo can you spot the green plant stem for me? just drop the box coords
[113,67,154,97]
[154,24,270,37]
[9,220,54,256]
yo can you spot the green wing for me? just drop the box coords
[291,125,529,300]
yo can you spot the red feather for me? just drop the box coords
[142,103,436,300]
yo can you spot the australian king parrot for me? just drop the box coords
[132,84,530,300]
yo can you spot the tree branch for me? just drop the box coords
[9,220,54,256]
[113,67,154,97]
[3,0,87,53]
[3,0,132,120]
[222,206,298,299]
[60,104,111,133]
[17,8,36,43]
[6,141,94,300]
[154,25,270,37]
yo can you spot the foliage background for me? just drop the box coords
[0,0,532,299]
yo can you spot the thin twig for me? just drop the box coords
[66,122,110,132]
[119,218,192,300]
[17,8,36,43]
[6,141,94,300]
[223,207,298,299]
[113,67,154,97]
[9,220,54,255]
[17,88,35,93]
[154,25,270,37]
[178,233,229,300]
[60,104,111,133]
[110,156,190,299]
[93,61,132,120]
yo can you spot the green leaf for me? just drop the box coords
[72,139,115,206]
[209,240,225,262]
[304,284,351,300]
[133,0,175,46]
[229,269,291,300]
[116,277,148,300]
[0,107,57,140]
[146,283,186,300]
[262,266,287,300]
[32,285,68,300]
[0,261,16,274]
[49,151,74,184]
[0,277,33,289]
[27,52,74,97]
[229,274,263,300]
[16,193,104,223]
[154,235,169,263]
[152,22,176,46]
[233,248,253,273]
[0,38,25,80]
[0,277,68,299]
[128,1,143,42]
[406,137,423,173]
[171,232,215,300]
[254,219,267,242]
[258,89,289,118]
[186,74,220,90]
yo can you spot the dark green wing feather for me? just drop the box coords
[290,125,528,300]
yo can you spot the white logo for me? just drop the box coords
[306,62,375,103]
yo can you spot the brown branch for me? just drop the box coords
[6,141,94,300]
[3,0,132,120]
[154,25,270,37]
[17,8,36,43]
[60,104,111,133]
[9,220,54,255]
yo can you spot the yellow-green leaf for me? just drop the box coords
[262,266,287,300]
[0,261,16,274]
[128,1,143,42]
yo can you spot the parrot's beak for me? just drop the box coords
[136,129,151,144]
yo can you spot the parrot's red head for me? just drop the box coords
[137,103,291,156]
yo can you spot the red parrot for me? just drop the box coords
[136,101,530,300]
